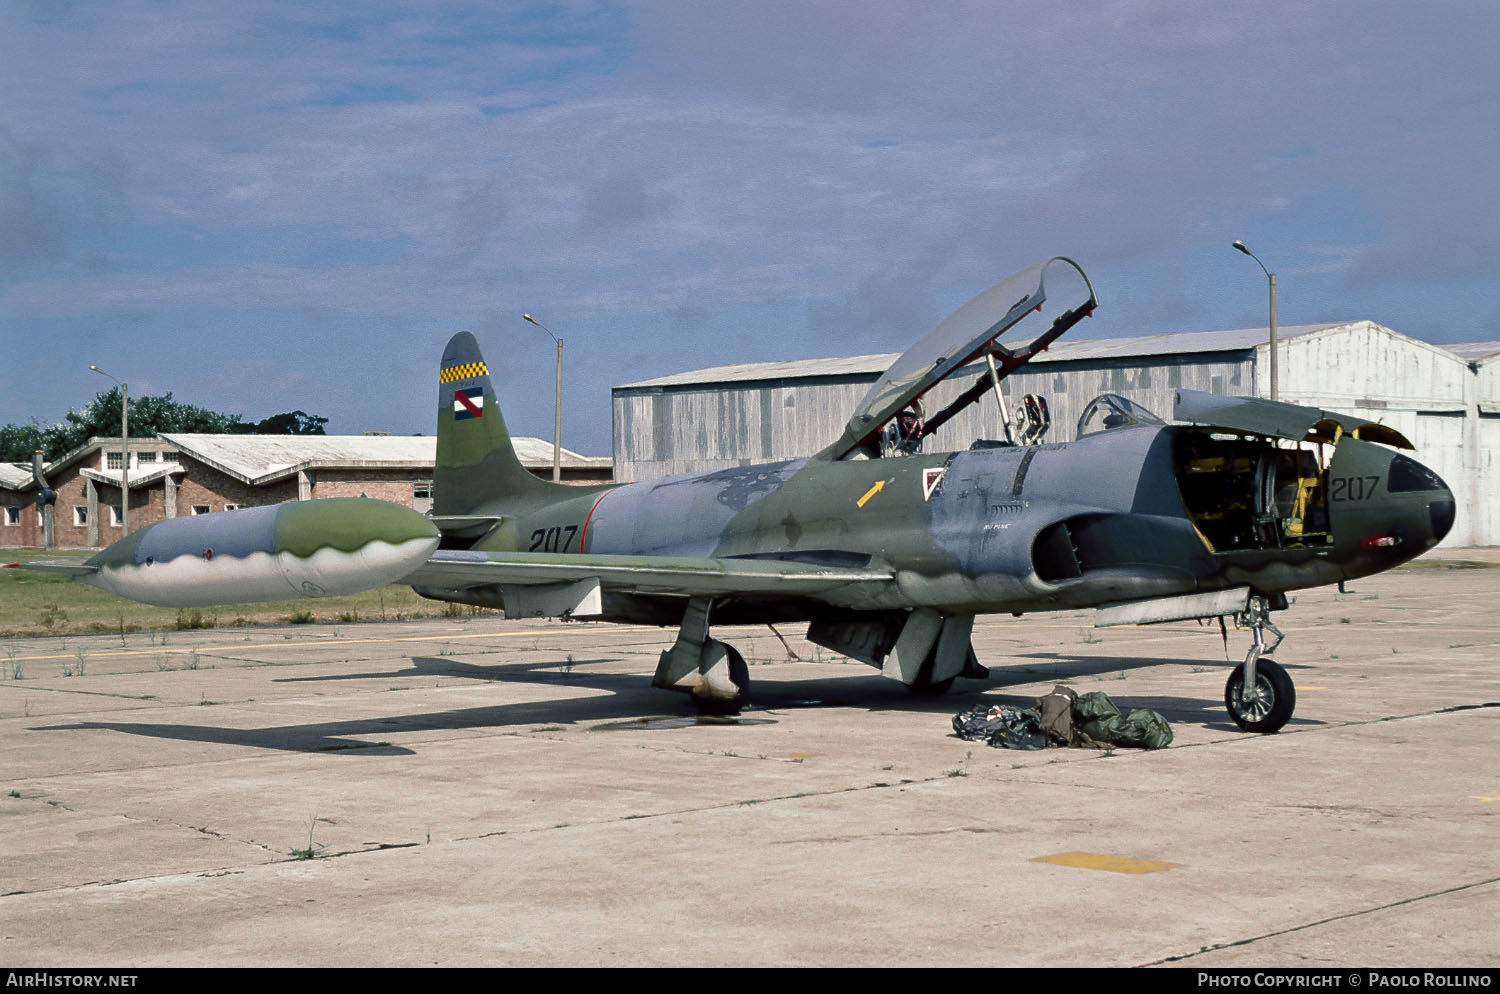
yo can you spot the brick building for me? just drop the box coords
[1,434,611,550]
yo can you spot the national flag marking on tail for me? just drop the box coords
[453,387,484,420]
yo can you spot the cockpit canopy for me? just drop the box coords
[819,256,1097,461]
[1076,393,1166,439]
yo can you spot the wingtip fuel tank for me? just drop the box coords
[79,498,440,608]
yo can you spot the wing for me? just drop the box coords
[403,549,895,598]
[3,559,100,578]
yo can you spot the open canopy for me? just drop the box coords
[818,256,1097,461]
[1173,390,1414,449]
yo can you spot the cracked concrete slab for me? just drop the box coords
[1,554,1497,966]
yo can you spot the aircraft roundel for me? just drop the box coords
[922,467,946,501]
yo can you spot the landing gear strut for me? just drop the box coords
[1225,595,1295,733]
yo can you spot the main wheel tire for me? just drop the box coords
[905,674,956,697]
[692,643,750,716]
[1224,656,1295,733]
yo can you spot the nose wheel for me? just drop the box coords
[1225,595,1295,733]
[1225,656,1295,732]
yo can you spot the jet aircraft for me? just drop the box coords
[13,257,1456,733]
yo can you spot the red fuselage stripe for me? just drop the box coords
[578,490,612,553]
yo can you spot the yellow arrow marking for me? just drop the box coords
[857,480,886,508]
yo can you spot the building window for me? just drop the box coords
[74,506,88,526]
[224,503,240,512]
[137,451,157,464]
[413,481,433,514]
[106,451,125,470]
[109,506,123,527]
[192,505,211,515]
[4,507,19,526]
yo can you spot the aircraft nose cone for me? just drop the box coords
[1429,487,1456,543]
[1387,452,1454,545]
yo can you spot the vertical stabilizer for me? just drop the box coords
[435,332,557,514]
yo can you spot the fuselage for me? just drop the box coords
[475,423,1455,623]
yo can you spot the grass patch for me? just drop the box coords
[0,549,497,637]
[175,609,213,630]
[37,602,68,630]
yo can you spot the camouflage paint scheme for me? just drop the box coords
[406,258,1455,728]
[13,258,1455,731]
[41,499,440,607]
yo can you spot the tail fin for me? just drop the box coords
[434,331,558,514]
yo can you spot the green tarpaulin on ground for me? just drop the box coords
[953,685,1172,750]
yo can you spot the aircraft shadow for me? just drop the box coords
[995,652,1322,730]
[270,657,621,684]
[1007,651,1310,677]
[30,651,1309,754]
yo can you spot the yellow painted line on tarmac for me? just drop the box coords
[1,625,663,665]
[1031,851,1180,874]
[1470,796,1500,803]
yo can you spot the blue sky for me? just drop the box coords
[3,1,1497,455]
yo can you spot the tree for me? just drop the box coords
[46,388,245,458]
[244,410,328,435]
[0,390,328,462]
[0,420,53,465]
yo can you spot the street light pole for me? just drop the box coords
[1232,240,1279,401]
[89,365,130,536]
[523,314,563,484]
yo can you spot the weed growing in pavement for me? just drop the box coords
[289,814,328,860]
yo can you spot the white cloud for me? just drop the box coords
[2,0,1498,448]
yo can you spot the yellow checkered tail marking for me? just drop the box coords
[440,362,489,384]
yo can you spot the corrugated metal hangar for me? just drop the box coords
[613,320,1500,546]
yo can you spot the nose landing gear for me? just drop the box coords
[1225,595,1295,733]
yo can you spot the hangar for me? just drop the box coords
[613,320,1500,546]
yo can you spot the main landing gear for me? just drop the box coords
[1224,594,1296,733]
[653,598,752,715]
